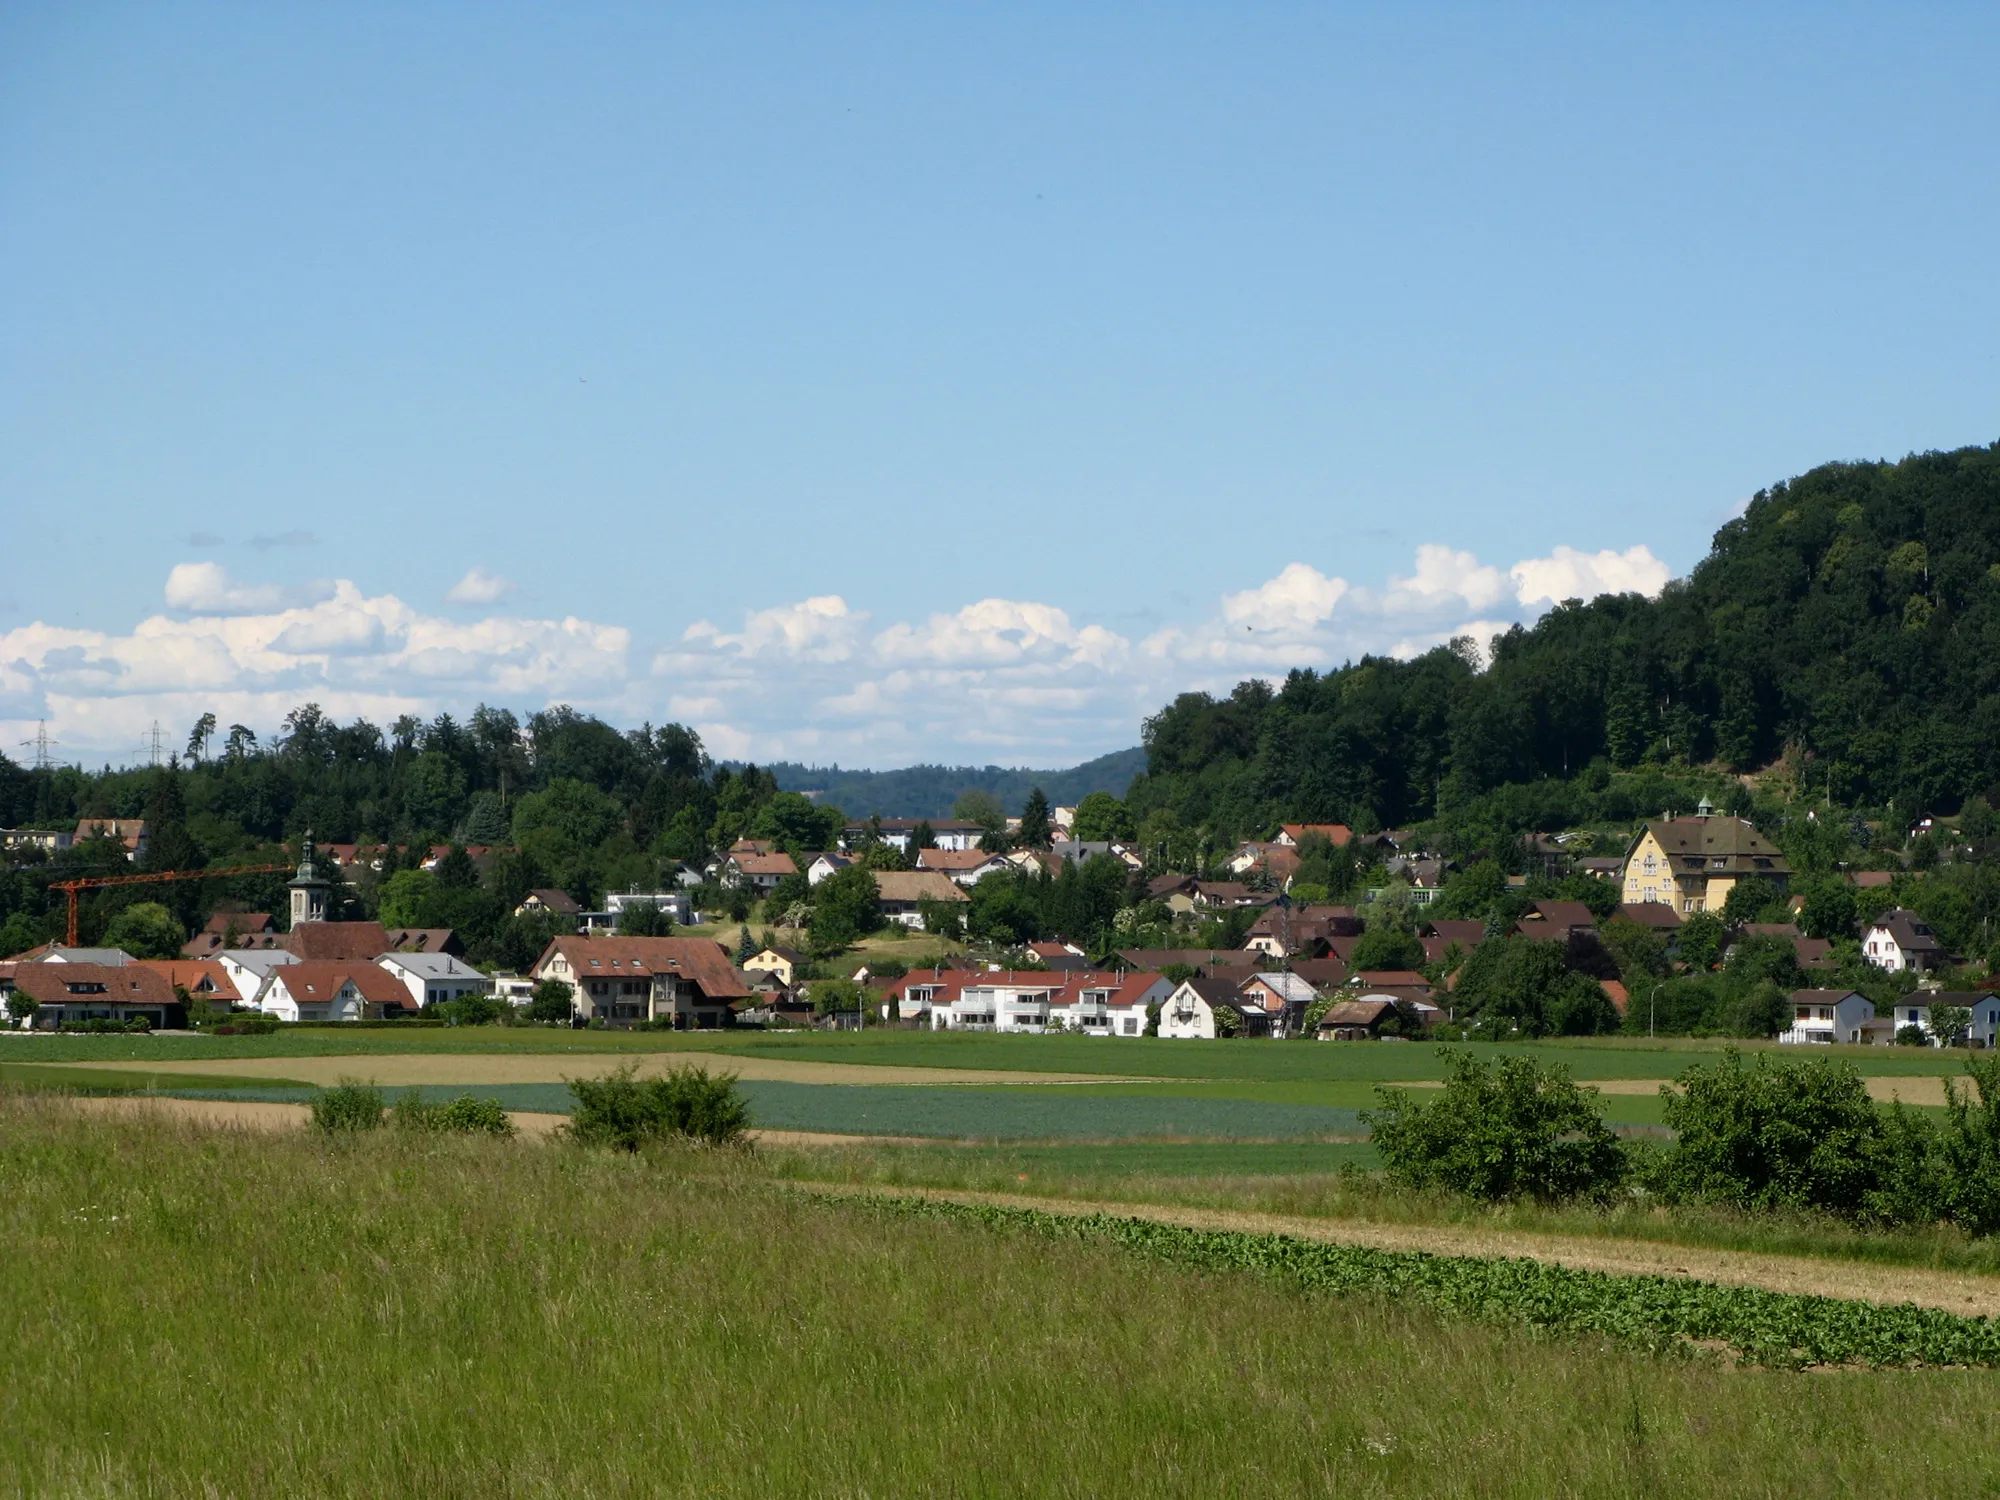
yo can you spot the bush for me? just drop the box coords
[523,979,574,1024]
[567,1063,751,1151]
[1650,1052,1882,1217]
[310,1081,385,1132]
[1896,1024,1930,1047]
[390,1091,516,1136]
[1363,1050,1627,1202]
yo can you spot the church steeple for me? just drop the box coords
[289,829,329,927]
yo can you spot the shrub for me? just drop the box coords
[523,979,574,1024]
[567,1064,751,1151]
[390,1091,516,1136]
[1650,1052,1881,1217]
[1363,1050,1627,1203]
[1896,1024,1930,1047]
[310,1081,385,1132]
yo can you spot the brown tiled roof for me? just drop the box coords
[383,928,460,954]
[1614,903,1682,930]
[181,928,287,956]
[536,936,752,1000]
[1638,816,1790,874]
[134,960,235,996]
[1116,949,1256,973]
[916,848,1003,871]
[730,852,800,877]
[1353,969,1429,990]
[285,921,391,962]
[1280,824,1353,847]
[272,961,415,1012]
[1869,909,1942,955]
[524,888,582,913]
[201,912,275,935]
[872,871,969,904]
[1286,958,1351,988]
[8,962,177,1008]
[1321,999,1395,1028]
[1422,919,1488,946]
[1520,901,1599,931]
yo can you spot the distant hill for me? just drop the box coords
[752,747,1148,820]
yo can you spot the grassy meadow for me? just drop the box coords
[4,1094,2000,1498]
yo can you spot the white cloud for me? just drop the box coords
[164,562,334,615]
[1220,564,1348,633]
[12,537,1679,765]
[1510,545,1669,607]
[446,566,518,605]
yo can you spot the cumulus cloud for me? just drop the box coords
[446,566,518,605]
[14,536,1678,765]
[164,562,335,615]
[1220,564,1348,633]
[1510,545,1669,607]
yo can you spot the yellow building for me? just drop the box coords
[1621,801,1789,915]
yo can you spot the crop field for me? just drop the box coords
[4,1095,2000,1498]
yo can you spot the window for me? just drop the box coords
[1643,855,1656,875]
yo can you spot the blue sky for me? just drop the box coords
[3,3,1996,766]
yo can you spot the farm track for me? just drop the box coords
[788,1179,2000,1317]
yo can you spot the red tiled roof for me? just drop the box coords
[7,962,177,1008]
[271,961,415,1011]
[285,921,391,962]
[536,936,752,1000]
[134,960,235,996]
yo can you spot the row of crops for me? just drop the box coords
[839,1191,2000,1369]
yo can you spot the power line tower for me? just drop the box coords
[19,721,58,770]
[145,720,166,768]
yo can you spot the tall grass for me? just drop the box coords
[2,1092,1998,1497]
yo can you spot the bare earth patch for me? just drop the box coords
[56,1095,932,1148]
[35,1054,1135,1089]
[790,1181,2000,1317]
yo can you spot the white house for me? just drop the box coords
[841,818,985,854]
[1057,973,1170,1037]
[1781,988,1875,1045]
[805,853,852,886]
[915,847,1012,886]
[605,890,692,925]
[1156,977,1243,1040]
[1861,910,1944,973]
[1883,991,2000,1048]
[873,871,970,930]
[217,949,299,1005]
[376,952,493,1011]
[256,962,415,1022]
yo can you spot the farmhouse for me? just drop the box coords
[6,962,185,1029]
[532,935,751,1028]
[872,870,970,929]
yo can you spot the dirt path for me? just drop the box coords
[42,1054,1135,1089]
[788,1180,2000,1317]
[54,1094,935,1149]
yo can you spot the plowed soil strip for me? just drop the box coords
[788,1180,2000,1317]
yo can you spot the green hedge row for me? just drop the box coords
[839,1192,2000,1370]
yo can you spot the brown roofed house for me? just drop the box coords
[1622,809,1789,915]
[7,961,184,1028]
[532,935,752,1027]
[284,921,392,963]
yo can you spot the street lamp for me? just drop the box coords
[1649,982,1666,1040]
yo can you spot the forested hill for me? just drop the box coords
[1129,441,2000,841]
[757,748,1146,819]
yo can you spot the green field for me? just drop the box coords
[4,1094,1998,1497]
[3,1025,1982,1079]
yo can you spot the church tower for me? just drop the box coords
[289,831,329,927]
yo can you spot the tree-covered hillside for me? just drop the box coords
[1131,441,2000,841]
[759,748,1146,820]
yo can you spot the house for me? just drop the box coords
[1861,910,1944,973]
[1190,882,1269,910]
[134,959,237,1005]
[216,949,300,1004]
[1115,948,1257,976]
[1225,841,1283,876]
[805,853,852,886]
[1026,939,1091,971]
[916,847,1012,886]
[6,962,184,1029]
[285,921,393,963]
[0,827,72,854]
[1576,857,1625,881]
[37,946,135,966]
[1782,988,1875,1045]
[1317,999,1403,1041]
[1351,969,1431,997]
[376,952,493,1011]
[1287,957,1351,989]
[1882,991,2000,1047]
[1419,919,1488,967]
[872,870,971,929]
[1148,873,1199,913]
[1244,905,1363,959]
[922,970,1167,1035]
[531,936,751,1028]
[1734,923,1835,973]
[516,889,581,919]
[1049,840,1144,871]
[1238,971,1317,1039]
[841,818,985,853]
[180,912,284,957]
[604,891,692,927]
[723,851,799,892]
[257,962,416,1023]
[1514,901,1600,941]
[1156,977,1247,1039]
[742,945,807,987]
[1614,902,1684,934]
[74,818,147,859]
[1275,824,1353,848]
[1621,804,1790,914]
[383,927,464,956]
[1383,856,1445,904]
